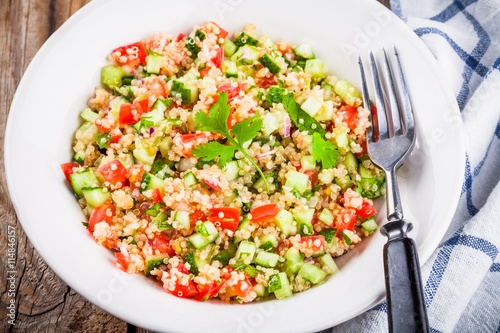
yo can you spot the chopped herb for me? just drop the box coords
[96,132,111,149]
[146,203,162,217]
[319,228,337,244]
[184,252,199,274]
[282,92,326,137]
[185,37,200,58]
[81,221,88,227]
[195,29,206,41]
[266,86,286,106]
[193,92,270,193]
[311,132,339,169]
[268,273,282,293]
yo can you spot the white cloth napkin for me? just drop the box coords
[330,0,500,332]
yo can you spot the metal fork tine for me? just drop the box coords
[369,52,390,140]
[392,46,415,135]
[381,49,403,136]
[358,57,376,143]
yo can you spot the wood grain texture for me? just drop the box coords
[0,1,128,332]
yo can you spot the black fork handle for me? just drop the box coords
[383,233,429,333]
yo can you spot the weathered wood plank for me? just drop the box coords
[0,1,127,332]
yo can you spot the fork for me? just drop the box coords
[358,47,430,333]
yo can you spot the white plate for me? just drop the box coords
[5,0,465,332]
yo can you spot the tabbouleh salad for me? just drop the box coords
[61,22,385,303]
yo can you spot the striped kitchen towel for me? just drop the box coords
[331,0,500,332]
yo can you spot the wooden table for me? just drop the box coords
[0,1,130,332]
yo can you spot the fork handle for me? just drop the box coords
[384,235,429,333]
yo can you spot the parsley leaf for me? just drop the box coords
[311,132,339,169]
[192,92,270,192]
[193,141,237,168]
[282,93,326,137]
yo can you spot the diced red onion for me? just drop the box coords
[283,115,291,138]
[256,149,277,159]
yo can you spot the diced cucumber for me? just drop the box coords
[223,60,238,78]
[300,155,316,171]
[342,152,359,172]
[184,251,208,275]
[258,233,278,251]
[274,209,295,237]
[174,210,190,230]
[117,153,134,170]
[293,44,315,60]
[335,174,352,190]
[273,272,293,299]
[69,168,99,198]
[359,163,375,178]
[253,176,267,193]
[73,150,85,165]
[260,36,275,51]
[188,221,219,249]
[252,283,267,297]
[318,168,335,185]
[262,112,280,136]
[146,51,165,74]
[140,172,164,193]
[301,95,323,117]
[361,218,378,232]
[333,131,349,151]
[334,80,361,106]
[158,136,173,160]
[185,37,200,58]
[109,96,129,117]
[183,171,198,187]
[304,59,327,79]
[223,39,237,57]
[234,240,256,265]
[133,139,157,166]
[75,122,98,145]
[212,249,233,267]
[80,108,99,123]
[285,170,309,194]
[322,83,334,100]
[170,80,199,105]
[223,189,238,206]
[234,32,259,47]
[293,208,315,236]
[234,217,250,244]
[282,246,305,275]
[317,253,339,275]
[318,208,334,226]
[223,160,240,181]
[81,187,110,208]
[259,54,281,75]
[254,251,280,268]
[101,65,127,88]
[315,100,334,122]
[145,254,168,276]
[298,262,327,284]
[231,45,260,64]
[151,211,171,231]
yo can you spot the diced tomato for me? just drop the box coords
[355,139,368,158]
[152,188,163,203]
[60,162,80,186]
[207,207,241,232]
[202,178,221,192]
[115,252,129,272]
[199,66,211,78]
[255,76,277,89]
[197,280,224,301]
[110,133,123,144]
[356,200,376,219]
[95,117,112,134]
[297,235,327,254]
[97,159,128,184]
[334,208,357,235]
[110,42,147,68]
[176,33,186,42]
[170,279,199,298]
[227,107,233,130]
[190,210,207,226]
[217,83,247,101]
[119,99,150,125]
[212,47,224,69]
[180,133,208,142]
[304,169,319,188]
[88,203,115,233]
[128,164,145,191]
[338,105,359,131]
[224,277,253,298]
[250,204,280,224]
[177,262,190,275]
[150,233,175,257]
